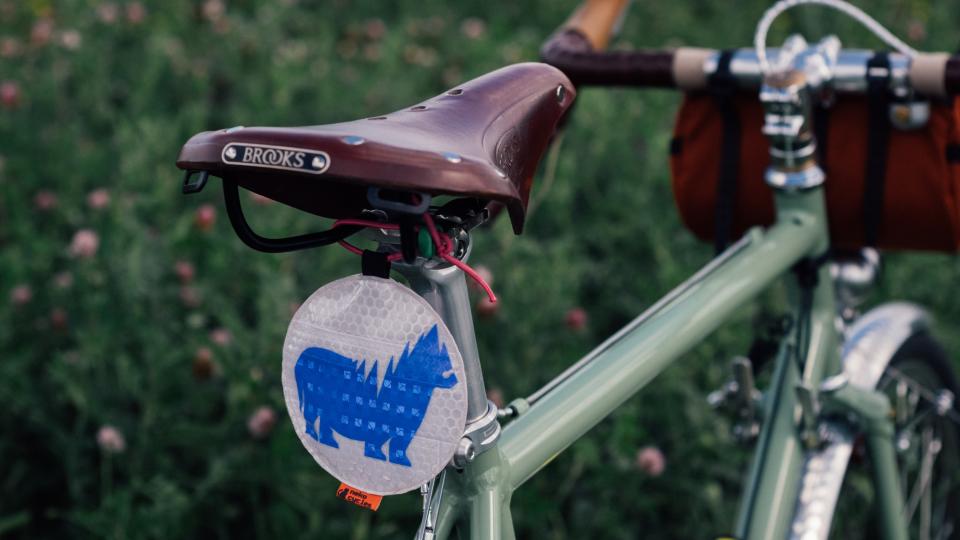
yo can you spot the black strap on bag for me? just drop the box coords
[863,52,892,247]
[946,144,960,163]
[710,50,741,254]
[813,104,831,174]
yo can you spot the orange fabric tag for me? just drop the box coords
[336,483,382,511]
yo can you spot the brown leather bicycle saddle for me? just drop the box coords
[176,62,576,234]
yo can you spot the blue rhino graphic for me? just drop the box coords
[294,325,458,467]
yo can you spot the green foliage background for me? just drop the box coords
[2,0,960,538]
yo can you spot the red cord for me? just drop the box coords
[422,214,497,303]
[332,216,498,303]
[333,219,400,230]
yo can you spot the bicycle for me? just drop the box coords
[177,0,960,537]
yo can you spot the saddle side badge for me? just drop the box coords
[221,142,331,174]
[281,275,468,496]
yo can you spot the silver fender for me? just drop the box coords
[789,302,931,540]
[841,302,931,389]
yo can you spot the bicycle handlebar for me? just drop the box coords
[539,29,681,88]
[541,1,960,97]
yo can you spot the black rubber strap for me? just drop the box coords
[711,50,741,254]
[399,220,417,264]
[361,250,392,278]
[863,52,892,247]
[813,104,830,174]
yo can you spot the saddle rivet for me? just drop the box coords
[343,136,365,146]
[312,156,326,169]
[441,152,461,164]
[224,146,237,159]
[446,89,463,96]
[555,85,566,103]
[495,168,507,178]
[411,105,428,111]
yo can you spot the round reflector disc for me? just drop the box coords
[281,275,468,495]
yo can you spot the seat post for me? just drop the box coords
[395,259,489,424]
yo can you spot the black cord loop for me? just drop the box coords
[221,180,361,253]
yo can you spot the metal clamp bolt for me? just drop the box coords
[451,400,501,469]
[453,438,477,468]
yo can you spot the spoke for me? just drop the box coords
[896,379,912,425]
[883,367,960,425]
[903,427,940,532]
[897,408,935,445]
[850,360,960,539]
[922,460,931,540]
[935,518,954,540]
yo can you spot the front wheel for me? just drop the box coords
[830,332,960,539]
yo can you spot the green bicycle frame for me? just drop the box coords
[403,181,908,539]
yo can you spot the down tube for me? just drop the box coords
[499,216,819,489]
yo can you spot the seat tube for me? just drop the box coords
[397,261,489,423]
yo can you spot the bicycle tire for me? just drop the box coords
[828,332,960,539]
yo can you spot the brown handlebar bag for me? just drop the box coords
[670,92,960,251]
